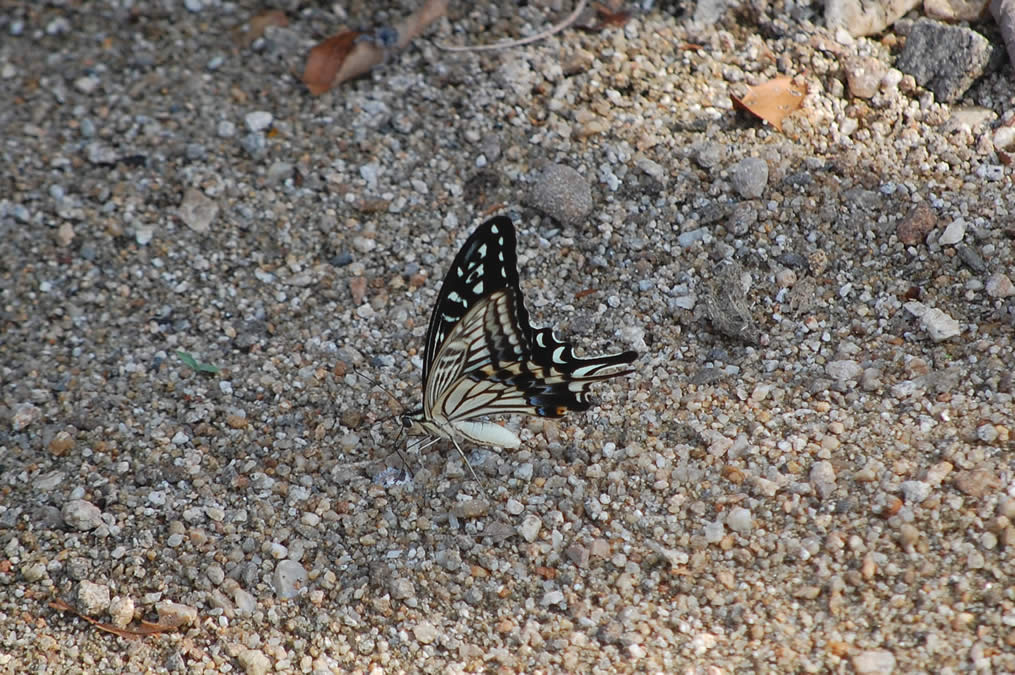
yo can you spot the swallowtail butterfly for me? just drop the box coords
[401,216,637,455]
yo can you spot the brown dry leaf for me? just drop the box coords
[302,31,361,95]
[235,9,288,48]
[49,599,178,639]
[731,75,806,132]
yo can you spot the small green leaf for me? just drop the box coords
[176,350,220,374]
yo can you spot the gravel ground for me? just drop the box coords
[2,1,1015,673]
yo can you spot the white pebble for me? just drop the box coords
[853,649,896,674]
[541,589,564,606]
[413,621,438,644]
[900,480,931,504]
[244,110,273,132]
[272,559,308,599]
[919,307,961,341]
[703,519,724,543]
[109,596,135,628]
[518,514,542,542]
[938,218,966,245]
[726,507,753,534]
[77,580,111,616]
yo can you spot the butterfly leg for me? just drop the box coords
[448,433,483,486]
[401,435,440,481]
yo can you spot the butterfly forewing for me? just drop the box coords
[422,216,518,385]
[415,217,637,442]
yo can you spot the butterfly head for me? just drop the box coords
[400,409,425,436]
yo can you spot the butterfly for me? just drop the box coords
[401,216,637,465]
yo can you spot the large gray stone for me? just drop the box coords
[895,19,996,103]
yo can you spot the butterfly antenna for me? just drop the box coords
[367,412,399,431]
[350,364,406,414]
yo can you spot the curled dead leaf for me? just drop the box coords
[302,31,362,96]
[731,75,807,132]
[302,0,449,95]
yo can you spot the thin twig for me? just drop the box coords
[436,0,587,52]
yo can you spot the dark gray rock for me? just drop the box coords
[895,19,996,102]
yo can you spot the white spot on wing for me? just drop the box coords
[473,280,484,295]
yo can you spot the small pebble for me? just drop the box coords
[206,564,225,585]
[12,402,40,431]
[985,273,1014,298]
[853,649,895,674]
[236,649,272,675]
[156,600,199,628]
[272,559,308,598]
[413,621,438,644]
[938,218,966,245]
[178,189,217,234]
[726,506,753,534]
[845,56,885,98]
[919,307,961,341]
[244,111,273,132]
[49,430,75,455]
[901,480,931,503]
[565,544,590,567]
[62,500,103,531]
[703,519,724,543]
[896,203,936,244]
[135,224,154,245]
[810,461,837,499]
[728,157,768,199]
[233,588,256,615]
[77,580,111,616]
[109,596,135,628]
[826,360,862,382]
[518,515,542,542]
[541,590,565,606]
[391,578,415,600]
[240,132,266,158]
[22,562,47,583]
